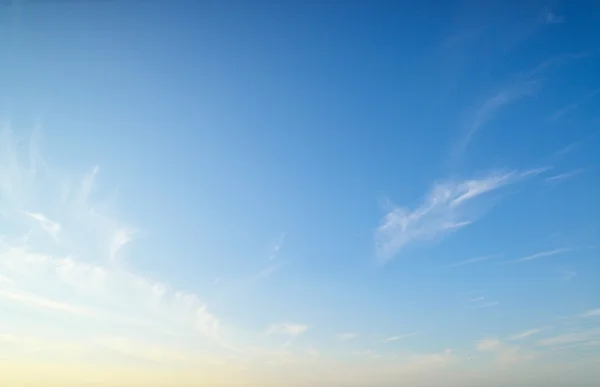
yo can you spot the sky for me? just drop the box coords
[1,0,600,386]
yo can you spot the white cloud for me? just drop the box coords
[538,328,600,347]
[509,328,545,341]
[550,89,599,121]
[337,332,357,341]
[0,288,98,318]
[251,263,281,282]
[0,274,14,285]
[502,248,574,264]
[561,269,577,282]
[443,255,497,268]
[25,212,61,241]
[108,227,136,261]
[476,337,536,366]
[543,10,565,24]
[476,338,500,352]
[384,333,419,342]
[466,301,499,309]
[266,323,309,337]
[456,82,539,154]
[375,168,547,261]
[579,308,600,318]
[545,169,585,183]
[0,128,228,351]
[268,232,286,260]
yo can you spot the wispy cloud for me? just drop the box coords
[501,248,574,264]
[550,88,600,121]
[466,301,499,309]
[545,169,585,183]
[453,53,590,157]
[0,288,98,318]
[25,212,61,242]
[265,323,309,337]
[561,269,577,282]
[383,333,419,343]
[542,9,565,25]
[509,328,545,341]
[476,338,500,352]
[442,255,498,269]
[463,292,498,309]
[457,81,539,154]
[468,296,485,303]
[268,232,286,261]
[578,308,600,318]
[375,168,547,261]
[337,332,357,341]
[0,128,231,353]
[475,337,536,365]
[251,263,281,282]
[0,274,14,285]
[538,328,600,347]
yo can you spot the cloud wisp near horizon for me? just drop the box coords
[1,1,599,386]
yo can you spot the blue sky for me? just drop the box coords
[1,1,600,386]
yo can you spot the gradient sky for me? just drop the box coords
[1,1,600,386]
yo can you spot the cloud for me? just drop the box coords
[501,248,574,264]
[457,81,539,154]
[0,127,230,353]
[578,308,600,318]
[265,323,309,337]
[561,269,577,282]
[543,10,565,24]
[476,337,536,366]
[466,301,499,309]
[375,168,546,261]
[545,169,585,183]
[0,274,14,285]
[251,263,281,282]
[476,338,500,352]
[337,332,357,341]
[268,232,286,261]
[442,255,497,268]
[453,53,590,158]
[509,328,545,341]
[538,328,600,347]
[384,333,419,343]
[25,212,61,242]
[0,288,98,318]
[550,88,600,121]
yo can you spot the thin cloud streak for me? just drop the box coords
[550,88,600,121]
[466,301,499,309]
[25,212,61,242]
[0,289,97,318]
[376,168,547,261]
[442,255,498,268]
[545,169,585,182]
[384,333,419,343]
[579,308,600,318]
[265,323,309,337]
[509,328,545,341]
[561,269,577,282]
[268,232,286,261]
[457,81,539,154]
[337,333,357,341]
[500,248,574,264]
[538,328,600,346]
[453,52,590,158]
[0,128,231,352]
